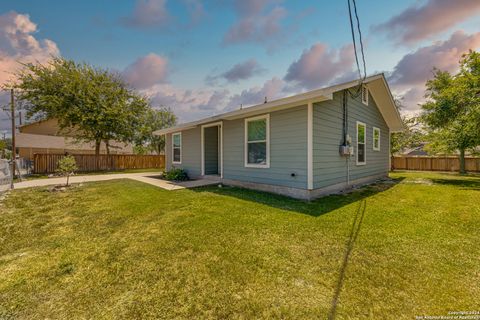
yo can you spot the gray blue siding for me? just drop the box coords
[313,90,389,189]
[165,126,202,178]
[223,105,308,189]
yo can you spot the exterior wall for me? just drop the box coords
[165,126,202,178]
[223,105,308,189]
[313,89,389,189]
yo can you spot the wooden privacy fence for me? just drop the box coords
[392,156,480,172]
[33,154,165,174]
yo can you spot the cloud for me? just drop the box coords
[222,0,287,48]
[284,43,356,90]
[388,30,480,111]
[122,53,169,89]
[143,77,288,122]
[120,0,171,29]
[226,77,286,110]
[206,59,266,85]
[0,11,60,86]
[389,31,480,87]
[374,0,480,45]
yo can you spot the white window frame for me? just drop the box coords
[172,132,182,164]
[356,121,366,166]
[373,127,380,151]
[244,114,270,168]
[361,84,369,105]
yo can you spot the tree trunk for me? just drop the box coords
[459,148,466,174]
[66,174,70,186]
[95,140,101,156]
[95,140,101,171]
[105,141,110,155]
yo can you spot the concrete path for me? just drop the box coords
[11,172,219,191]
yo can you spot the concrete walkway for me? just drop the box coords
[12,172,220,191]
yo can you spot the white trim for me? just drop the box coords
[244,114,270,168]
[307,101,313,190]
[356,121,366,166]
[201,121,223,177]
[373,127,380,151]
[172,132,182,164]
[361,84,369,105]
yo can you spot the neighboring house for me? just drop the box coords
[17,118,133,160]
[401,143,429,156]
[155,74,403,200]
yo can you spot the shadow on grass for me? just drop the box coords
[191,177,403,217]
[328,199,367,320]
[429,178,480,190]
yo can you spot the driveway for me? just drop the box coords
[12,172,219,191]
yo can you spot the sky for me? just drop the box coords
[1,0,480,135]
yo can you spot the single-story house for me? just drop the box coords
[17,118,133,160]
[155,73,403,200]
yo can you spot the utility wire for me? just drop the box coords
[347,0,367,98]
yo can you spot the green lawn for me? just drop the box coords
[0,172,479,319]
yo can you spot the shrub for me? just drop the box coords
[163,167,189,181]
[56,155,78,186]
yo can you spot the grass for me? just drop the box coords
[0,171,479,319]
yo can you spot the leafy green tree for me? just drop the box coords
[12,57,150,156]
[56,155,78,186]
[390,116,424,155]
[136,108,177,154]
[421,51,480,173]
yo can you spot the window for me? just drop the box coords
[356,122,366,165]
[172,132,182,164]
[361,84,369,105]
[373,127,380,151]
[245,114,269,168]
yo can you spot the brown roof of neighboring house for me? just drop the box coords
[16,133,133,152]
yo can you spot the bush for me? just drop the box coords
[163,167,189,181]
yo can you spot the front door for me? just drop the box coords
[204,126,219,175]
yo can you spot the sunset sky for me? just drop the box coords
[1,0,480,134]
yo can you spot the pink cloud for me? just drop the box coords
[284,43,356,90]
[390,31,480,87]
[374,0,480,45]
[223,0,287,48]
[389,30,480,111]
[120,0,171,29]
[0,11,60,86]
[122,53,169,89]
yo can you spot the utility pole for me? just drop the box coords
[10,89,15,189]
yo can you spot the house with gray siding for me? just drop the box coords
[155,74,403,200]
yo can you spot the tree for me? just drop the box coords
[56,155,78,186]
[11,57,150,156]
[390,116,424,154]
[136,108,177,154]
[421,50,480,173]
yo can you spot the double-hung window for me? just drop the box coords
[373,127,380,151]
[172,132,182,164]
[245,114,269,168]
[356,122,366,165]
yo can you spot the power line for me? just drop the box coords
[347,0,367,98]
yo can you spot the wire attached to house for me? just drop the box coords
[347,0,367,98]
